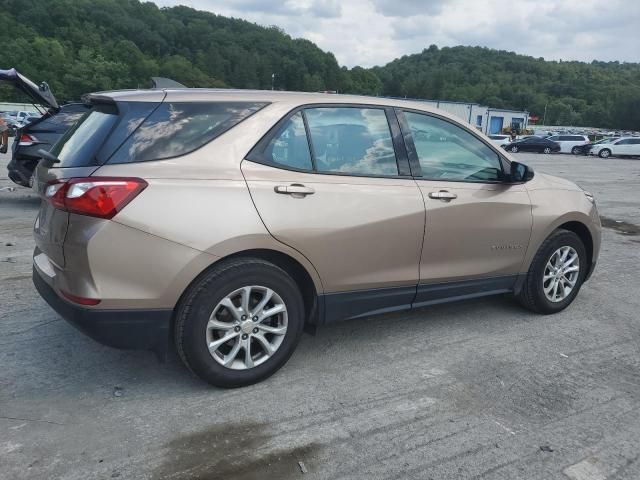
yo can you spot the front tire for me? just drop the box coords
[571,147,580,155]
[599,149,611,158]
[175,258,305,387]
[517,229,587,314]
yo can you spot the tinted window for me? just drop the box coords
[304,107,398,176]
[49,104,118,168]
[630,139,640,145]
[404,111,503,182]
[616,139,630,145]
[108,102,266,164]
[262,112,312,170]
[53,104,90,127]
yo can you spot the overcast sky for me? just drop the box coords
[154,0,639,67]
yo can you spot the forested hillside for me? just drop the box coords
[0,0,638,129]
[373,45,640,130]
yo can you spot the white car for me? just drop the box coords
[546,134,590,154]
[590,137,640,158]
[488,134,511,147]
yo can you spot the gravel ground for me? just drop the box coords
[1,142,639,480]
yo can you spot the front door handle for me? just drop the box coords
[274,184,315,196]
[428,190,457,200]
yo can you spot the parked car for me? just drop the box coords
[17,111,42,127]
[545,134,590,154]
[32,90,601,387]
[573,138,611,155]
[503,136,561,154]
[488,134,511,147]
[590,137,640,158]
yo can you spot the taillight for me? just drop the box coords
[19,133,38,146]
[45,177,147,219]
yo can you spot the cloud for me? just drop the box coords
[153,0,640,67]
[370,0,445,17]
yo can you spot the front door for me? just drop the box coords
[398,110,532,306]
[242,105,426,321]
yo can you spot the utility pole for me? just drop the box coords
[542,102,548,126]
[271,73,276,91]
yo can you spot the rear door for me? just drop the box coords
[629,139,640,156]
[611,139,634,156]
[242,104,425,319]
[397,109,532,304]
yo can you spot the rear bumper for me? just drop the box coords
[33,267,172,353]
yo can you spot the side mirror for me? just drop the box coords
[510,161,534,183]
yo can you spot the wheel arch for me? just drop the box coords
[556,221,594,278]
[523,215,596,281]
[171,248,323,337]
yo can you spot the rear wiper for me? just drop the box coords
[38,149,60,164]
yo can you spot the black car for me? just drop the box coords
[0,68,90,187]
[502,136,561,154]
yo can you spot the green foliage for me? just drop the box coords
[374,46,640,129]
[1,1,638,129]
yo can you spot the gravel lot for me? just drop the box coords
[1,142,639,480]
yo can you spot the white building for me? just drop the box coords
[0,101,41,114]
[392,98,529,134]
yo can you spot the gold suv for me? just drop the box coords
[32,90,601,387]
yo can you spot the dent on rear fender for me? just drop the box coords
[85,220,220,310]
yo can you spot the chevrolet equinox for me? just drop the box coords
[32,89,601,387]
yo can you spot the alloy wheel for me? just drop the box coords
[205,285,288,370]
[543,147,551,154]
[543,246,580,302]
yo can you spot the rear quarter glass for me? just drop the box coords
[106,102,268,164]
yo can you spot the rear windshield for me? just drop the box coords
[107,102,267,164]
[49,100,266,168]
[49,104,118,168]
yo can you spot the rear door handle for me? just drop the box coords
[274,184,315,196]
[428,190,457,200]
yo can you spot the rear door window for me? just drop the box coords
[107,102,266,164]
[304,107,398,176]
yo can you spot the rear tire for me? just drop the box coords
[510,146,519,153]
[543,147,552,154]
[517,230,587,314]
[571,147,580,155]
[174,258,305,388]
